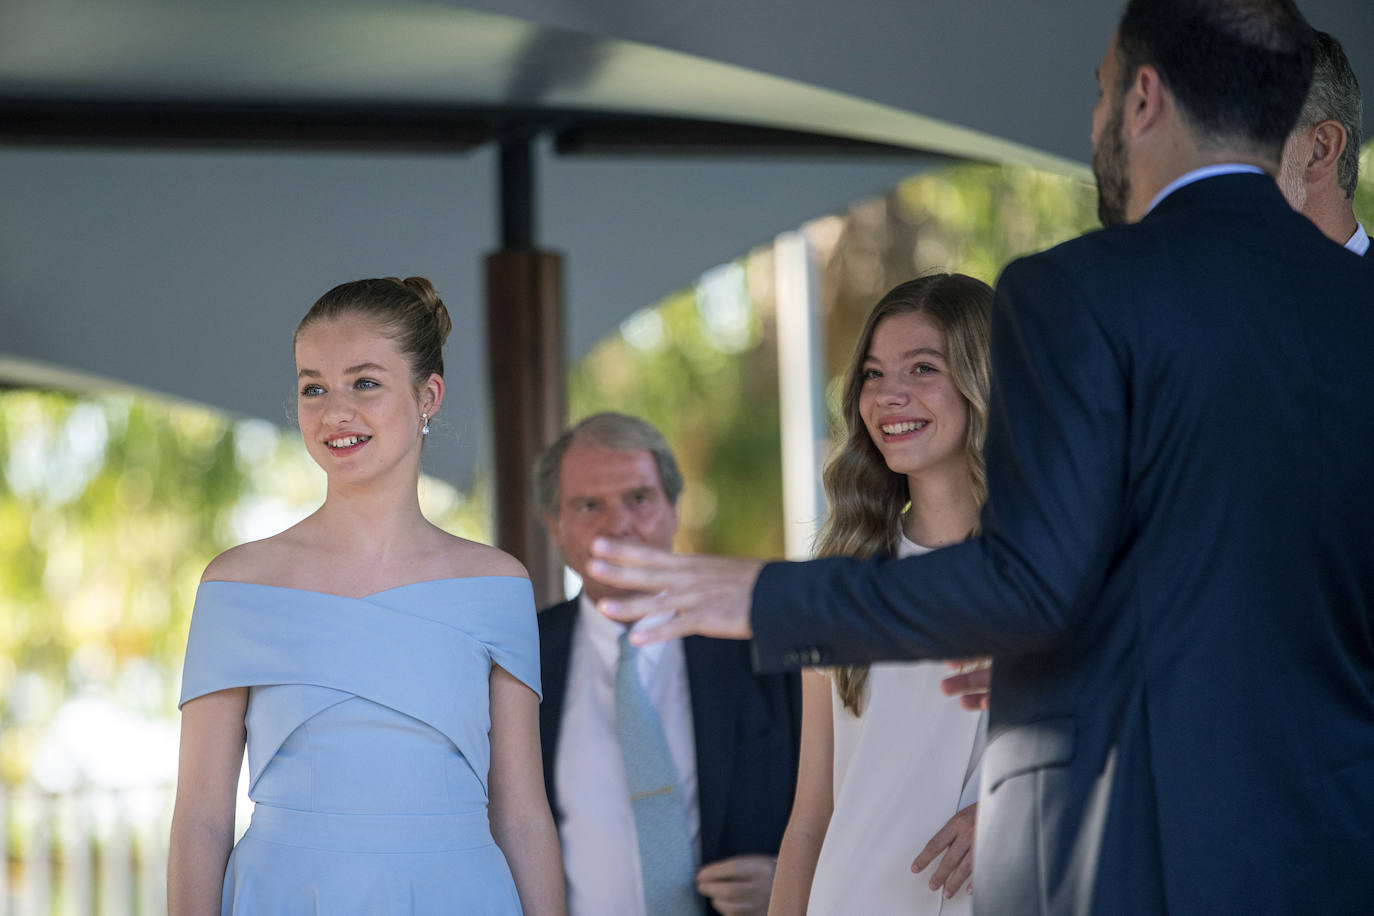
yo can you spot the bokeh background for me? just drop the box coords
[2,148,1371,913]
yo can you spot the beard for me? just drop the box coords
[1093,96,1130,227]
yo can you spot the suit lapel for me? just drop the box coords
[538,599,578,818]
[684,635,739,864]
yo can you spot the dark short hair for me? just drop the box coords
[535,412,684,518]
[1116,0,1316,158]
[1295,30,1363,198]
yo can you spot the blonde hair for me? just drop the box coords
[817,274,992,715]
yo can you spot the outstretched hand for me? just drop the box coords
[586,538,763,646]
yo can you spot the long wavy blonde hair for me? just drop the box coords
[817,274,992,716]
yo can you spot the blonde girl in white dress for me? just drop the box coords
[770,275,993,915]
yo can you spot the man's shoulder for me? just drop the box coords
[997,225,1134,295]
[536,597,579,639]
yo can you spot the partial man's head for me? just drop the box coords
[536,413,683,603]
[1093,0,1316,225]
[1277,30,1363,239]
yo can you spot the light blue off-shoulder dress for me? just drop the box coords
[178,576,542,915]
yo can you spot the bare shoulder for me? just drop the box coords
[201,541,265,585]
[433,531,529,581]
[200,529,304,586]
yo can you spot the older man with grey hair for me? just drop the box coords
[533,412,801,916]
[1277,29,1369,255]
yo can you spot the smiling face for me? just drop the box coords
[545,441,679,603]
[858,310,970,484]
[293,314,437,485]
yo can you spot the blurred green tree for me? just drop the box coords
[0,389,488,785]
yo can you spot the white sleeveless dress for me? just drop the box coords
[807,537,987,915]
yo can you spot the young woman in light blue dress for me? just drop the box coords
[168,277,566,915]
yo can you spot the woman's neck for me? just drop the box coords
[311,471,429,556]
[902,468,978,548]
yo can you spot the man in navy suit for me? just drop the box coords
[534,412,800,916]
[1277,29,1369,255]
[586,1,1374,912]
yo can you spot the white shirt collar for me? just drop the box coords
[1345,221,1370,256]
[1144,163,1266,216]
[576,592,673,671]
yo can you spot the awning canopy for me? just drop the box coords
[2,0,1369,491]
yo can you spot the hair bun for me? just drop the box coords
[397,276,452,345]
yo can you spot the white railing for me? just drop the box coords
[2,784,172,916]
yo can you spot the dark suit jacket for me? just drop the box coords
[752,174,1374,915]
[539,597,801,915]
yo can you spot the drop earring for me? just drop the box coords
[421,413,430,437]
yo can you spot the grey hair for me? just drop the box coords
[534,412,684,517]
[1295,30,1363,198]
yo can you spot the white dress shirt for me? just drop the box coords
[1144,163,1265,215]
[1344,222,1369,256]
[554,594,699,916]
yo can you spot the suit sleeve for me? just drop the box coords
[751,252,1130,670]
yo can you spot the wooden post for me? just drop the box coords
[485,137,566,607]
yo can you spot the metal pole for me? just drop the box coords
[774,229,828,559]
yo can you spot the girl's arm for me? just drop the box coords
[488,665,567,916]
[767,669,836,916]
[168,687,247,916]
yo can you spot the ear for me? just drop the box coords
[1123,64,1168,139]
[542,512,563,547]
[419,372,445,419]
[1305,120,1347,180]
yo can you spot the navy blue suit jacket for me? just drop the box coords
[539,597,801,914]
[752,174,1374,915]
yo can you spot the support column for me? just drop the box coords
[486,137,566,607]
[773,229,828,559]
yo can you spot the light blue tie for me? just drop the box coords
[615,630,702,916]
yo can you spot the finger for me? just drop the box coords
[940,668,991,696]
[584,556,675,593]
[699,880,768,910]
[943,849,974,898]
[711,902,757,916]
[698,877,760,898]
[590,537,680,566]
[697,855,770,883]
[595,591,673,623]
[960,693,989,711]
[696,859,744,882]
[930,829,973,890]
[911,825,954,873]
[597,605,694,646]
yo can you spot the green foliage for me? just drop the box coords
[0,391,248,781]
[568,160,1101,563]
[570,274,784,558]
[1355,143,1374,228]
[0,389,487,784]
